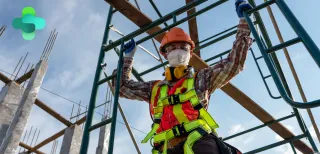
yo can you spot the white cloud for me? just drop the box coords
[228,124,245,135]
[226,124,256,152]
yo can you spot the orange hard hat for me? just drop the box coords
[159,27,195,57]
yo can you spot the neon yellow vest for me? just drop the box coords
[142,77,219,154]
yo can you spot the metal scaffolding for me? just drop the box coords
[72,0,320,154]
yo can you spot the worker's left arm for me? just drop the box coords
[195,1,253,94]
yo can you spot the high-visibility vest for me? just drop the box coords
[142,77,220,154]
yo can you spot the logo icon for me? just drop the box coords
[12,7,46,40]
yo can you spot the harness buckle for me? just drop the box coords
[172,124,186,137]
[168,94,180,105]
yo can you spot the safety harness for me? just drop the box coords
[142,77,219,154]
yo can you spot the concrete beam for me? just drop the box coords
[0,82,23,145]
[0,61,48,154]
[28,116,86,153]
[96,117,111,154]
[60,124,83,154]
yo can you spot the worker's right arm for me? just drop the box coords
[111,40,158,103]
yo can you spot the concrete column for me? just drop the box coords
[0,61,48,154]
[96,117,111,154]
[0,82,23,145]
[60,124,83,154]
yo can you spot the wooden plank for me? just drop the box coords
[186,0,201,57]
[104,1,313,153]
[105,0,164,42]
[0,72,11,84]
[15,69,34,84]
[28,116,86,152]
[35,99,73,127]
[19,142,44,154]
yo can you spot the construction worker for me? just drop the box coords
[112,0,253,153]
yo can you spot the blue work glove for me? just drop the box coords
[235,0,253,18]
[123,39,137,58]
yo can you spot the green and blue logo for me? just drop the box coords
[12,7,46,40]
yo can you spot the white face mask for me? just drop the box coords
[167,49,190,67]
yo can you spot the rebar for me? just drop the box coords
[11,56,23,79]
[22,63,31,78]
[19,129,28,153]
[41,31,54,60]
[53,140,59,154]
[30,128,38,147]
[24,126,33,151]
[34,130,41,147]
[42,29,56,60]
[50,140,56,154]
[76,101,82,121]
[70,104,75,122]
[45,32,58,62]
[0,25,6,36]
[14,52,29,80]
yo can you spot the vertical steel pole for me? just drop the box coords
[107,40,125,154]
[80,6,114,154]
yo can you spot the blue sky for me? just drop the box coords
[1,0,320,153]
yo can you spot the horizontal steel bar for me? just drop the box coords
[135,0,228,46]
[244,134,306,154]
[88,118,112,132]
[195,29,237,52]
[247,0,276,14]
[210,62,219,66]
[103,0,208,51]
[97,74,115,85]
[199,26,237,44]
[266,37,301,53]
[198,21,258,45]
[255,56,263,60]
[223,114,295,141]
[205,49,231,63]
[139,61,169,76]
[263,75,272,79]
